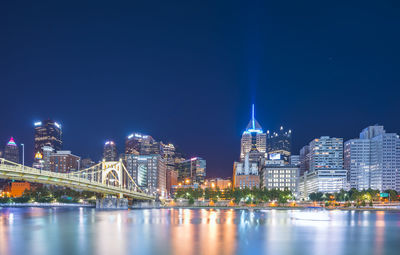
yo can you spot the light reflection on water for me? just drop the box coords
[0,208,400,255]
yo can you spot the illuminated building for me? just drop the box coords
[289,155,300,166]
[299,145,310,176]
[3,182,31,197]
[103,140,117,161]
[41,146,54,171]
[267,126,292,163]
[298,136,347,198]
[202,178,232,190]
[344,125,400,191]
[233,153,260,189]
[299,169,348,199]
[166,169,178,195]
[4,137,19,163]
[240,104,267,160]
[125,132,160,155]
[260,159,298,193]
[34,120,62,157]
[161,142,178,196]
[176,157,206,184]
[125,154,166,196]
[49,150,80,173]
[309,136,343,171]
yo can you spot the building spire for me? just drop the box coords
[252,104,255,129]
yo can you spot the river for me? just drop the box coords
[0,207,399,255]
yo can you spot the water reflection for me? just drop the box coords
[0,207,400,255]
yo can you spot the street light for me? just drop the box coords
[21,143,24,171]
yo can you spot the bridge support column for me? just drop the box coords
[96,197,128,210]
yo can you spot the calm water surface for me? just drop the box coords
[0,207,400,255]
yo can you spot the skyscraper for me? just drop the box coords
[267,126,292,163]
[176,157,206,185]
[309,136,343,171]
[103,141,117,161]
[34,120,62,156]
[344,125,400,191]
[299,136,347,198]
[299,145,310,176]
[125,133,160,155]
[125,154,167,196]
[240,104,266,160]
[4,137,19,163]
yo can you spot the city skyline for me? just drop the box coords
[2,1,400,178]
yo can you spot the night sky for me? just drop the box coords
[1,1,400,178]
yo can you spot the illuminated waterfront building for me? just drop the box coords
[299,169,348,199]
[49,150,80,173]
[125,154,167,196]
[344,125,400,191]
[298,136,347,198]
[176,157,206,185]
[4,137,19,163]
[3,182,30,197]
[202,178,232,190]
[233,153,260,189]
[34,120,62,156]
[166,169,178,195]
[103,140,117,161]
[260,159,299,193]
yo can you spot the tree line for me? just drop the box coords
[0,186,97,204]
[175,187,293,205]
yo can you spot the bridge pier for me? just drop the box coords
[96,197,128,209]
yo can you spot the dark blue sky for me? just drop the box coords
[1,1,400,177]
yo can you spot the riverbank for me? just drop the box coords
[0,203,94,208]
[130,204,400,212]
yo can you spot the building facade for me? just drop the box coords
[299,169,348,199]
[202,178,232,190]
[260,160,299,193]
[125,154,167,196]
[34,120,62,156]
[125,133,159,155]
[309,136,343,171]
[4,137,19,163]
[176,157,206,185]
[299,145,310,177]
[267,126,292,163]
[233,153,260,189]
[344,125,400,191]
[103,141,117,161]
[289,155,300,166]
[49,151,80,173]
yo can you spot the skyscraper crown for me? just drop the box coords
[245,104,263,133]
[7,137,17,146]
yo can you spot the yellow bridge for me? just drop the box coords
[0,158,155,200]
